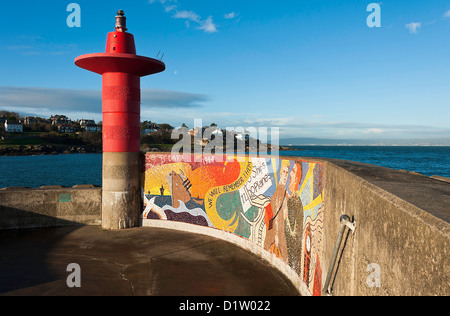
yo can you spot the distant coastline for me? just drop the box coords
[3,142,449,157]
[280,137,450,147]
[0,144,295,157]
[0,144,101,156]
[1,128,103,156]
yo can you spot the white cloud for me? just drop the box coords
[444,10,450,18]
[405,22,422,34]
[173,10,200,22]
[149,0,177,4]
[150,0,218,33]
[218,115,450,140]
[164,5,177,13]
[224,12,237,19]
[364,128,385,134]
[7,36,78,56]
[197,16,218,33]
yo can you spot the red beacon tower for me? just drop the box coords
[75,10,165,230]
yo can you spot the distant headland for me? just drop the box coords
[1,111,291,156]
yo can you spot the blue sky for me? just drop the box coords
[1,0,450,141]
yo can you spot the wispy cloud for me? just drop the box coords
[197,16,218,33]
[0,86,208,121]
[141,89,209,109]
[224,12,241,23]
[405,22,422,34]
[224,12,238,20]
[6,36,78,56]
[220,115,450,140]
[173,10,200,22]
[403,10,450,34]
[150,0,218,33]
[363,128,385,135]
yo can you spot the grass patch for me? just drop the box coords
[0,136,43,146]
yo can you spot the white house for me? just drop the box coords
[84,124,102,133]
[78,119,101,133]
[4,120,23,133]
[79,119,96,127]
[234,132,244,141]
[142,127,159,135]
[58,125,76,133]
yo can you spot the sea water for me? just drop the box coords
[0,146,449,188]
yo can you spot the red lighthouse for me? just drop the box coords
[75,10,165,229]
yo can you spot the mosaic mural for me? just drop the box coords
[142,154,325,296]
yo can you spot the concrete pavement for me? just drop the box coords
[0,225,299,296]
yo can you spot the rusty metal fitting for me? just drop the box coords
[115,10,127,32]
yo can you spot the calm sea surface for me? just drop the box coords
[0,154,103,189]
[280,146,450,178]
[0,146,449,188]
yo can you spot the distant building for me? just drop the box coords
[78,119,95,126]
[82,124,102,133]
[58,125,77,133]
[4,120,23,133]
[51,115,71,126]
[78,119,101,133]
[211,128,223,136]
[234,132,244,141]
[23,116,38,125]
[142,123,160,135]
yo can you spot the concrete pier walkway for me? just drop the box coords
[0,225,299,296]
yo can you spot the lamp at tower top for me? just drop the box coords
[75,10,165,76]
[115,10,127,32]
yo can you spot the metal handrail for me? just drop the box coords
[322,214,356,296]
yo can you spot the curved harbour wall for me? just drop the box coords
[141,153,449,296]
[141,154,325,296]
[0,153,448,296]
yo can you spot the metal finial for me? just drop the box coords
[115,10,127,31]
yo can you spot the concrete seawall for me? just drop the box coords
[0,185,101,230]
[0,154,448,296]
[322,159,449,296]
[141,154,449,296]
